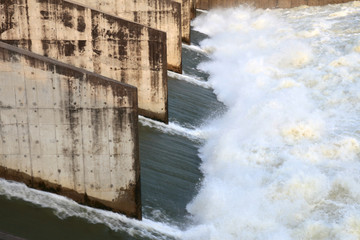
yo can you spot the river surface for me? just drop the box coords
[1,2,360,239]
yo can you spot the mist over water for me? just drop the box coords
[183,2,360,239]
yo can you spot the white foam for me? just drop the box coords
[139,116,206,141]
[328,10,349,18]
[196,9,209,14]
[167,71,211,89]
[0,179,182,240]
[182,43,209,55]
[184,2,360,240]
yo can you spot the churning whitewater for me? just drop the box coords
[1,2,360,240]
[183,2,360,240]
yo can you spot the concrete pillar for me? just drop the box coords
[0,0,168,123]
[74,0,183,73]
[174,0,192,44]
[190,0,197,20]
[0,41,141,219]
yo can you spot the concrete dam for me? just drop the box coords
[0,0,356,221]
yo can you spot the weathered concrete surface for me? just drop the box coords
[174,0,192,43]
[195,0,354,8]
[0,41,141,219]
[0,0,168,123]
[74,0,182,73]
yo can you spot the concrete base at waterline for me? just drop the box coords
[0,42,141,219]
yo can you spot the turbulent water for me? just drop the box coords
[184,2,360,239]
[1,1,360,239]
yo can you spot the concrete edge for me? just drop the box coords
[168,0,183,73]
[0,41,137,91]
[0,166,141,219]
[63,0,167,35]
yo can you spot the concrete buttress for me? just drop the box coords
[0,41,141,219]
[173,0,192,44]
[0,0,168,123]
[74,0,183,73]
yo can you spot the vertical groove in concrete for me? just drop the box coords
[0,41,141,219]
[0,0,168,123]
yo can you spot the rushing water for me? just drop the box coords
[1,2,360,239]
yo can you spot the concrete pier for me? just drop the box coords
[174,0,192,44]
[74,0,183,73]
[0,0,168,123]
[0,41,141,219]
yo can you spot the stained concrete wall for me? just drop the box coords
[190,0,197,20]
[174,0,192,43]
[74,0,182,73]
[0,41,141,219]
[0,0,168,123]
[195,0,354,8]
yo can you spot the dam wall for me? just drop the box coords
[195,0,354,8]
[0,41,141,219]
[74,0,182,73]
[0,0,168,123]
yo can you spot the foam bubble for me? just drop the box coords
[330,56,349,67]
[277,79,301,89]
[297,29,320,38]
[354,45,360,53]
[343,215,360,237]
[281,121,323,142]
[293,222,332,240]
[328,10,349,18]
